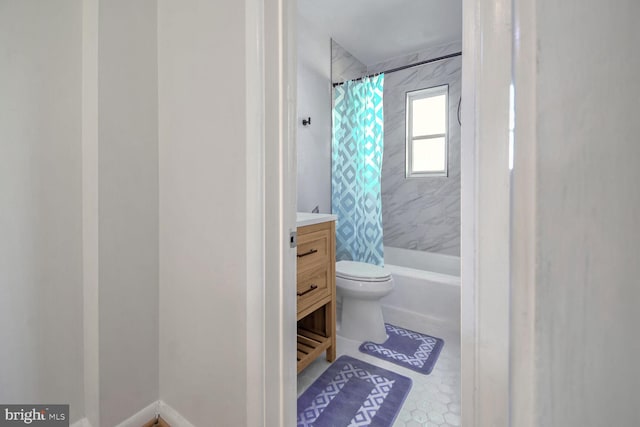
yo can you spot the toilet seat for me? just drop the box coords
[336,260,391,283]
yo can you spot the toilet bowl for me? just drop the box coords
[336,260,394,343]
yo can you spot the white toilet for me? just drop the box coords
[336,260,394,343]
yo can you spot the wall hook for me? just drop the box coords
[302,117,311,126]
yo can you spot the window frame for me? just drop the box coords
[405,84,450,178]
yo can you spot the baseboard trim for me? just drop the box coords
[141,416,170,427]
[74,400,195,427]
[158,401,196,427]
[113,401,160,427]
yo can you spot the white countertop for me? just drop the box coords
[296,212,338,228]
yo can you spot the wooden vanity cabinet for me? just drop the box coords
[296,220,336,373]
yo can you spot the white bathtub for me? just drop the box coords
[381,246,461,337]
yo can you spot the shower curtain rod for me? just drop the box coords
[332,51,462,87]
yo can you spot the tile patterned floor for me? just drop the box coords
[297,317,461,427]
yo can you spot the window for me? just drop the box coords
[406,85,449,177]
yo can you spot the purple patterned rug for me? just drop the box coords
[297,355,412,427]
[359,324,444,375]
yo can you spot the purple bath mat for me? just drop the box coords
[297,355,412,427]
[359,324,444,375]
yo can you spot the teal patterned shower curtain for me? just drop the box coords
[332,74,385,266]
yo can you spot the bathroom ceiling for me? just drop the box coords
[298,0,462,66]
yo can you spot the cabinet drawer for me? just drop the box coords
[297,228,330,273]
[296,265,330,313]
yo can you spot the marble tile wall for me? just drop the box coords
[331,39,367,83]
[330,40,462,256]
[378,43,462,256]
[366,41,462,75]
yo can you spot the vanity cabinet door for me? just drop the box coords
[296,228,330,273]
[296,264,330,315]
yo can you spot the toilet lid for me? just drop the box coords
[336,261,391,282]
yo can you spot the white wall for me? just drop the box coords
[97,1,159,425]
[82,0,100,424]
[296,15,332,213]
[532,0,640,425]
[0,0,85,422]
[158,1,248,426]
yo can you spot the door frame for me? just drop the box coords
[459,0,514,425]
[247,0,521,425]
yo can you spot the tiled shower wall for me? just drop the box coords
[331,40,367,84]
[375,43,462,256]
[332,41,462,256]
